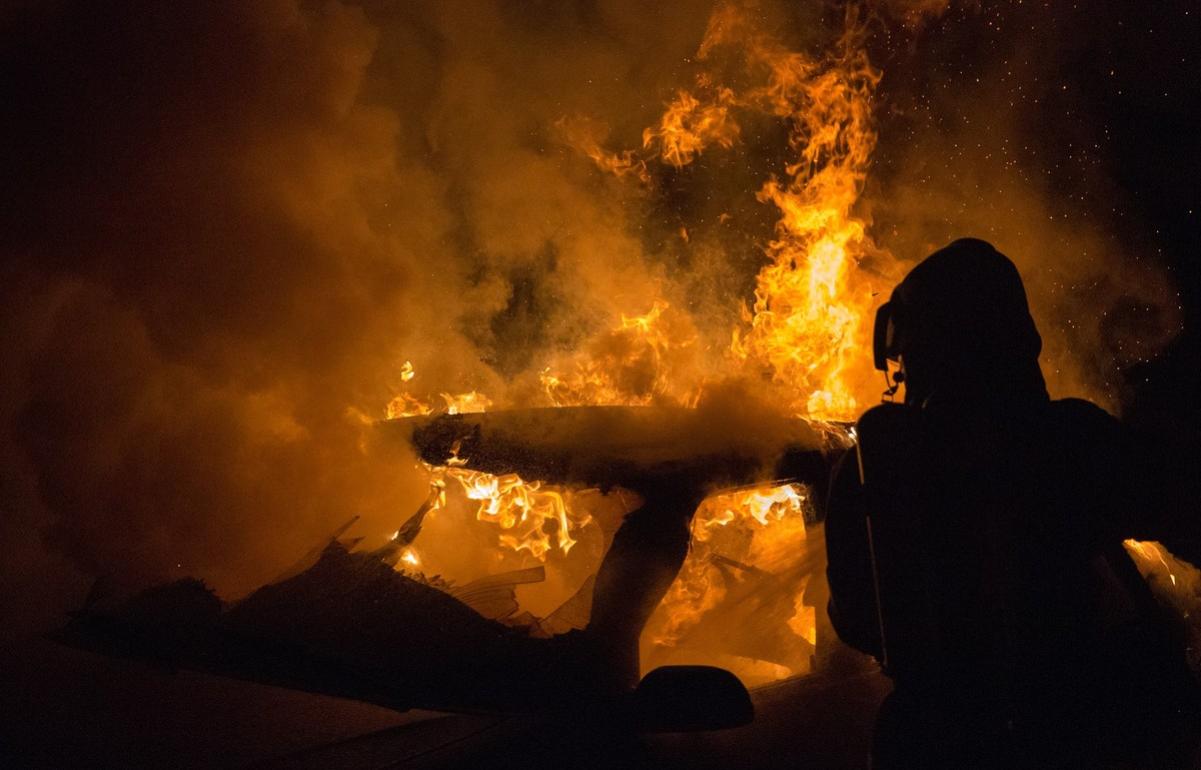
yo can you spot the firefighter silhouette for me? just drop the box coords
[825,238,1201,767]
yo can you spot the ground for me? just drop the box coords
[0,639,890,769]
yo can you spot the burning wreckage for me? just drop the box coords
[56,405,852,728]
[43,0,1201,748]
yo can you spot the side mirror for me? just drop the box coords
[633,665,754,732]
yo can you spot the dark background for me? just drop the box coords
[872,0,1201,432]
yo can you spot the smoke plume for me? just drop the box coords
[0,0,1181,635]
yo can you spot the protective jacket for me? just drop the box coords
[825,239,1199,763]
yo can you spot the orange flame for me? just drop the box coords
[387,3,901,682]
[633,3,888,420]
[643,87,740,168]
[378,2,1201,689]
[540,301,703,408]
[385,393,433,420]
[649,484,812,650]
[440,464,587,559]
[562,4,894,419]
[557,116,651,183]
[388,365,593,560]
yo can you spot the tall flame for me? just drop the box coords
[642,4,888,420]
[565,4,894,419]
[379,1,1198,688]
[393,3,899,681]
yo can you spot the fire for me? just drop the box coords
[540,301,703,408]
[658,4,887,420]
[439,464,586,558]
[649,484,812,651]
[389,3,900,682]
[386,389,492,420]
[440,391,493,415]
[374,1,1198,691]
[387,364,588,560]
[642,87,740,168]
[561,6,891,421]
[576,4,886,671]
[720,484,808,529]
[385,393,432,420]
[555,116,650,184]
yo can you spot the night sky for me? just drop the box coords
[872,0,1201,430]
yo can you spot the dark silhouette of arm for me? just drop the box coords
[1061,398,1201,567]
